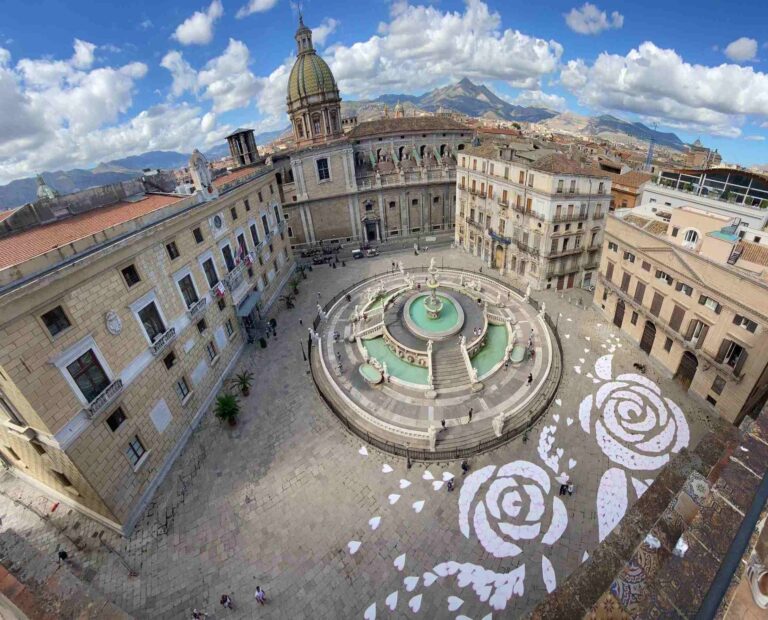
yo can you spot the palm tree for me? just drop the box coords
[280,293,296,309]
[214,393,240,426]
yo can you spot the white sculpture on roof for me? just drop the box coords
[190,149,218,201]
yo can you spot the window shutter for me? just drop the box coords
[634,281,646,304]
[698,295,706,305]
[696,324,709,349]
[621,272,631,292]
[715,303,722,315]
[715,339,730,363]
[605,262,614,282]
[684,320,696,340]
[733,314,742,325]
[650,292,663,317]
[669,305,685,332]
[733,349,748,376]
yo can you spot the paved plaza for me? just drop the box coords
[0,246,716,619]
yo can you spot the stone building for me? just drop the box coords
[594,205,768,424]
[455,141,612,290]
[275,19,471,248]
[607,170,653,210]
[0,148,293,534]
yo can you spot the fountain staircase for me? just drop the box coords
[431,342,471,392]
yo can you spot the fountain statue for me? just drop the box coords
[398,260,405,275]
[539,302,546,318]
[524,283,531,302]
[423,258,444,319]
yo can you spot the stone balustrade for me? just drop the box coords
[150,327,176,357]
[86,379,124,418]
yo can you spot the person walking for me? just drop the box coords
[441,419,446,430]
[468,407,473,422]
[220,594,234,610]
[255,586,266,605]
[299,318,303,327]
[57,550,69,564]
[527,372,533,385]
[461,460,470,475]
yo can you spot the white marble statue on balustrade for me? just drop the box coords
[352,305,360,321]
[525,283,531,302]
[459,274,464,286]
[471,367,479,383]
[429,257,436,271]
[428,425,437,451]
[459,335,466,349]
[316,304,326,319]
[427,340,433,356]
[539,302,546,318]
[398,260,405,275]
[382,361,389,382]
[492,415,504,437]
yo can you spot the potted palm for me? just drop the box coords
[214,393,240,426]
[231,371,254,396]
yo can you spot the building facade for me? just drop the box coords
[608,170,653,210]
[455,143,612,290]
[275,19,471,248]
[594,207,768,425]
[0,152,293,534]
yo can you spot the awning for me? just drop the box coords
[237,291,262,317]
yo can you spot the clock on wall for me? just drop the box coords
[213,215,223,230]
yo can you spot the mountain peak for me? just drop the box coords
[457,77,475,87]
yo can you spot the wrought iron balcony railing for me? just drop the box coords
[86,379,124,418]
[150,327,177,356]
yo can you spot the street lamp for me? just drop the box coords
[300,339,307,362]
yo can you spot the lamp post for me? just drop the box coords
[300,339,307,362]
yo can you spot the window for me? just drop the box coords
[225,319,234,337]
[706,396,717,406]
[163,352,176,369]
[641,260,651,272]
[106,407,126,431]
[605,261,614,282]
[193,227,204,244]
[197,318,207,334]
[249,223,260,247]
[683,229,699,247]
[52,471,73,487]
[675,282,693,296]
[487,185,493,199]
[202,258,219,288]
[258,191,263,202]
[650,292,664,317]
[126,435,146,467]
[663,337,673,352]
[685,319,709,348]
[519,170,525,184]
[221,244,235,272]
[556,180,563,193]
[217,298,226,311]
[138,302,166,342]
[671,227,679,237]
[634,281,646,305]
[389,201,396,209]
[699,295,723,314]
[569,180,576,193]
[30,439,46,455]
[178,275,199,308]
[273,204,280,224]
[631,311,638,325]
[317,158,330,181]
[237,233,248,258]
[41,306,71,337]
[711,376,726,395]
[0,395,25,427]
[365,202,373,212]
[655,270,673,285]
[528,174,534,187]
[623,251,635,263]
[608,241,618,252]
[66,350,110,403]
[287,226,293,237]
[669,304,686,332]
[620,272,631,293]
[175,377,191,401]
[598,182,605,194]
[261,214,270,236]
[206,340,217,362]
[720,340,746,373]
[166,241,180,260]
[412,199,418,206]
[121,264,141,287]
[244,199,251,212]
[230,207,238,221]
[733,314,758,333]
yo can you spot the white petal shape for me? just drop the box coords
[596,422,670,471]
[388,494,401,505]
[348,540,361,554]
[399,479,411,489]
[597,467,628,541]
[486,478,516,520]
[565,334,570,339]
[363,602,376,620]
[667,397,690,452]
[404,575,419,592]
[409,594,422,613]
[584,348,589,353]
[382,464,393,474]
[499,521,541,540]
[412,500,425,513]
[555,398,562,406]
[422,470,435,480]
[448,596,464,611]
[594,354,613,381]
[474,502,522,558]
[574,366,581,374]
[393,553,406,571]
[542,555,557,593]
[603,398,647,442]
[433,480,444,491]
[482,615,493,620]
[553,414,560,423]
[635,416,676,453]
[500,490,522,518]
[443,471,455,481]
[524,484,545,522]
[631,477,649,498]
[359,446,368,456]
[616,372,661,395]
[542,497,568,545]
[595,381,628,408]
[579,358,585,364]
[423,572,437,587]
[567,417,573,426]
[498,461,550,494]
[582,551,589,563]
[368,516,381,530]
[385,591,398,611]
[459,465,496,537]
[578,394,593,433]
[568,458,577,469]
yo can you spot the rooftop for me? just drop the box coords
[346,116,469,139]
[608,170,653,190]
[737,240,768,267]
[529,153,609,177]
[224,128,254,138]
[0,193,183,271]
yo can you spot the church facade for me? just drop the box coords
[275,19,471,248]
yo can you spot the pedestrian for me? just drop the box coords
[220,594,234,610]
[461,460,470,475]
[255,587,266,605]
[316,292,321,301]
[559,484,567,496]
[504,360,509,370]
[441,419,446,429]
[446,478,455,492]
[567,483,574,496]
[57,550,69,564]
[336,351,341,362]
[192,609,208,619]
[299,318,303,326]
[527,372,533,385]
[479,266,483,273]
[530,348,536,361]
[468,407,473,422]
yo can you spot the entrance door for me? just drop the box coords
[567,273,575,289]
[675,351,698,391]
[640,320,656,355]
[556,276,564,291]
[493,245,504,269]
[613,299,625,328]
[365,221,378,242]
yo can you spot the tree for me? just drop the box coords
[280,293,296,309]
[214,393,240,426]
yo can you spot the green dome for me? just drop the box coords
[287,52,338,105]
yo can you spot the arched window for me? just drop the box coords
[296,119,304,138]
[683,229,699,248]
[312,114,322,135]
[330,110,338,132]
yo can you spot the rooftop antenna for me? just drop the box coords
[644,122,657,172]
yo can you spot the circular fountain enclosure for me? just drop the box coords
[403,290,465,340]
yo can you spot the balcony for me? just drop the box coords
[547,245,585,258]
[488,229,512,245]
[498,198,510,208]
[150,327,177,356]
[552,212,588,223]
[224,262,248,292]
[546,262,581,277]
[465,217,486,231]
[516,240,540,256]
[187,297,207,319]
[86,379,124,418]
[592,212,605,220]
[468,187,487,198]
[583,259,601,271]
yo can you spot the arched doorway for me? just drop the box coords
[613,299,625,328]
[674,351,698,391]
[509,255,517,273]
[493,244,504,269]
[640,320,656,355]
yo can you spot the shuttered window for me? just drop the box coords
[620,272,631,293]
[650,292,664,317]
[669,304,685,332]
[605,262,614,282]
[634,281,646,305]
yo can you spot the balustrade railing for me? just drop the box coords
[150,327,177,356]
[187,297,207,319]
[86,379,124,418]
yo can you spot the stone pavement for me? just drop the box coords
[0,246,713,619]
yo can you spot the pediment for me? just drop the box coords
[637,245,703,283]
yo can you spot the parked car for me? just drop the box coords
[312,255,333,265]
[365,248,379,257]
[351,249,364,259]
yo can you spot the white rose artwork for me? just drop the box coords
[578,354,689,541]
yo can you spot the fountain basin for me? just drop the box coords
[403,291,464,341]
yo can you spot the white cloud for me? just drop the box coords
[510,89,568,111]
[173,0,224,46]
[161,50,198,97]
[72,39,96,69]
[236,0,279,19]
[724,37,758,62]
[326,0,563,98]
[564,3,623,35]
[0,48,10,67]
[140,19,153,30]
[744,135,765,141]
[197,39,261,112]
[312,18,339,47]
[561,42,768,137]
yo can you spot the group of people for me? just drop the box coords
[559,481,574,496]
[193,587,266,617]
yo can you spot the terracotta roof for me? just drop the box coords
[212,166,265,188]
[737,241,768,267]
[529,153,609,177]
[347,116,469,139]
[610,170,653,190]
[0,194,182,270]
[0,209,17,224]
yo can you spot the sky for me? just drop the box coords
[1,0,767,185]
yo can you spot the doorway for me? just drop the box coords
[567,273,575,289]
[365,221,378,242]
[493,245,504,269]
[640,320,656,355]
[613,299,625,328]
[556,276,564,291]
[675,351,698,391]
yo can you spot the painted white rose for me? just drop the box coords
[579,355,689,472]
[459,460,567,559]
